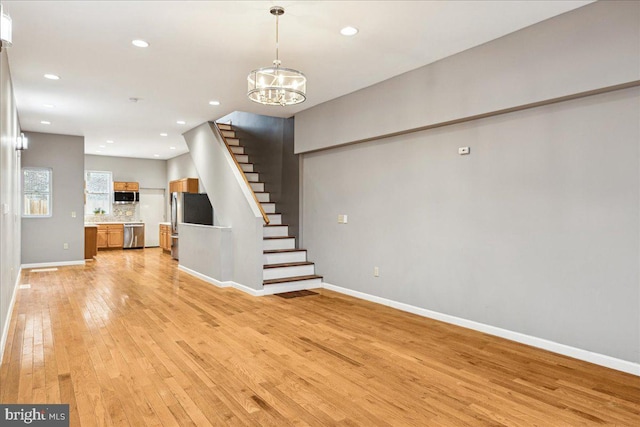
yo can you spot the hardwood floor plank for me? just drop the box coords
[1,248,638,426]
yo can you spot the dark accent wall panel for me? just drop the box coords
[217,112,299,240]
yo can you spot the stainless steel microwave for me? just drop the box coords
[114,191,139,204]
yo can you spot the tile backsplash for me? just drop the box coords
[85,204,140,222]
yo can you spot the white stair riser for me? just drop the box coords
[250,182,265,192]
[245,172,259,182]
[263,226,289,237]
[227,138,240,146]
[261,203,276,213]
[240,163,254,173]
[221,130,235,138]
[231,146,244,154]
[264,251,307,265]
[256,193,270,203]
[263,265,315,281]
[262,278,322,294]
[235,154,249,163]
[267,214,281,225]
[263,238,295,250]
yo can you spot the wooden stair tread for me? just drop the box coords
[264,261,314,269]
[264,275,323,285]
[264,249,307,254]
[263,236,295,240]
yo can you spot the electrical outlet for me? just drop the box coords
[63,243,69,250]
[458,147,470,155]
[71,211,76,218]
[338,214,348,224]
[374,267,379,277]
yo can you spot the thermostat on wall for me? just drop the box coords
[458,147,470,155]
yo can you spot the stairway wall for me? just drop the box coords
[182,123,264,290]
[217,112,299,240]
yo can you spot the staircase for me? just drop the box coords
[216,123,323,291]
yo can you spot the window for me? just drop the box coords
[85,170,112,215]
[23,167,52,217]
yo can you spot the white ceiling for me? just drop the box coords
[4,0,592,160]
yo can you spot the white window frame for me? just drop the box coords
[85,170,113,216]
[22,167,53,218]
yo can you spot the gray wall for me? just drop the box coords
[218,111,299,239]
[166,152,202,191]
[86,154,168,221]
[85,154,167,189]
[0,47,22,362]
[297,0,640,364]
[179,224,232,282]
[302,88,639,363]
[295,0,640,153]
[22,132,85,265]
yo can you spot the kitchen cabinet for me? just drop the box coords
[159,224,171,252]
[97,224,124,249]
[114,181,139,191]
[84,226,98,260]
[169,178,198,194]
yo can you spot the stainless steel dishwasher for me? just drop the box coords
[123,223,145,249]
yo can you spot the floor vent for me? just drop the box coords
[19,284,31,289]
[275,290,319,299]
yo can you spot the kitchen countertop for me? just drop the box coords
[85,221,144,225]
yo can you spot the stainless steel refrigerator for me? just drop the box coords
[170,192,214,260]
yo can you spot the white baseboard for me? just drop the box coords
[21,260,85,269]
[178,265,263,296]
[0,267,22,365]
[322,283,639,376]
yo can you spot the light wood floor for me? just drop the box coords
[1,248,638,426]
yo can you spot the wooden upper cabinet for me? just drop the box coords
[114,181,139,191]
[169,178,198,194]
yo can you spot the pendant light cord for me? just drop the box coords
[275,13,280,67]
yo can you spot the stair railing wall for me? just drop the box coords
[214,123,270,225]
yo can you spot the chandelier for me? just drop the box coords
[247,6,306,106]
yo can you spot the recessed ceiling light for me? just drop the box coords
[340,26,359,36]
[153,154,160,157]
[132,39,149,48]
[44,74,60,80]
[43,104,55,108]
[106,140,114,144]
[209,100,220,106]
[176,120,186,125]
[160,133,168,137]
[40,120,51,125]
[169,146,176,150]
[99,145,106,148]
[96,150,102,153]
